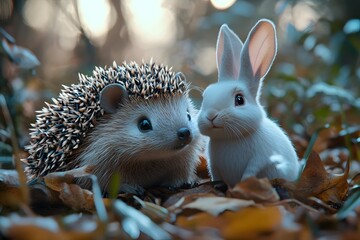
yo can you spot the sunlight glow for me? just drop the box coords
[121,0,177,48]
[23,0,52,31]
[210,0,236,10]
[195,46,217,75]
[278,1,320,32]
[292,3,319,31]
[55,2,80,51]
[78,0,117,46]
[23,0,117,49]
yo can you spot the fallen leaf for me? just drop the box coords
[176,211,223,231]
[222,206,283,239]
[59,183,95,212]
[275,151,349,209]
[291,134,308,159]
[44,165,95,191]
[163,181,224,208]
[41,165,97,211]
[177,206,285,239]
[313,126,340,153]
[182,196,255,216]
[0,169,22,208]
[227,177,279,203]
[196,155,210,179]
[0,214,103,240]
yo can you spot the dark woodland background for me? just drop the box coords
[0,0,359,157]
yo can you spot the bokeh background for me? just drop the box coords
[0,0,359,151]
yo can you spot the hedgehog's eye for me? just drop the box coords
[138,118,152,132]
[235,94,245,106]
[187,111,191,121]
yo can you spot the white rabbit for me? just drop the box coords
[197,19,300,187]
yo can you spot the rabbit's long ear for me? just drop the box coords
[216,24,243,81]
[239,19,277,98]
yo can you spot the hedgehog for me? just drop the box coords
[23,60,202,192]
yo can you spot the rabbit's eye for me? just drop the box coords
[235,94,245,106]
[187,111,191,121]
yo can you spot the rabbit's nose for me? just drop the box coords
[207,114,218,122]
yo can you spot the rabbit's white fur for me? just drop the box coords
[198,19,300,187]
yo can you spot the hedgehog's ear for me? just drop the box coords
[100,83,128,114]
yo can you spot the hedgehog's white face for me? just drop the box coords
[78,92,201,190]
[114,95,199,160]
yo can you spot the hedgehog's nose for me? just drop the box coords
[177,127,191,145]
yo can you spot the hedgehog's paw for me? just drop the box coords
[119,183,145,196]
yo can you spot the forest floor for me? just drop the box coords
[0,125,360,239]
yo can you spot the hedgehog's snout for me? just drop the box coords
[176,127,192,148]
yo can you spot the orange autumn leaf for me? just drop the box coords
[176,212,224,230]
[222,206,283,239]
[280,151,349,207]
[0,170,22,208]
[6,225,98,240]
[1,215,103,240]
[177,206,283,239]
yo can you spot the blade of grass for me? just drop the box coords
[133,195,169,221]
[339,101,355,162]
[91,175,108,223]
[336,188,360,220]
[297,124,330,181]
[108,172,121,200]
[113,199,171,239]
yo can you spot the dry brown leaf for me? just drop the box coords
[176,212,224,231]
[177,206,285,239]
[59,183,95,212]
[163,181,224,208]
[277,151,349,208]
[0,214,102,240]
[196,155,210,179]
[313,126,341,153]
[182,196,255,216]
[227,177,279,203]
[291,135,308,159]
[0,185,23,209]
[44,165,95,191]
[41,165,97,211]
[0,169,22,208]
[221,206,283,239]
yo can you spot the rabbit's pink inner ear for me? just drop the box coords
[216,24,243,81]
[248,20,277,80]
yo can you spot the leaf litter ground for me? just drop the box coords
[0,127,360,239]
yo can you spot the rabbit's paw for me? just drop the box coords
[269,154,288,172]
